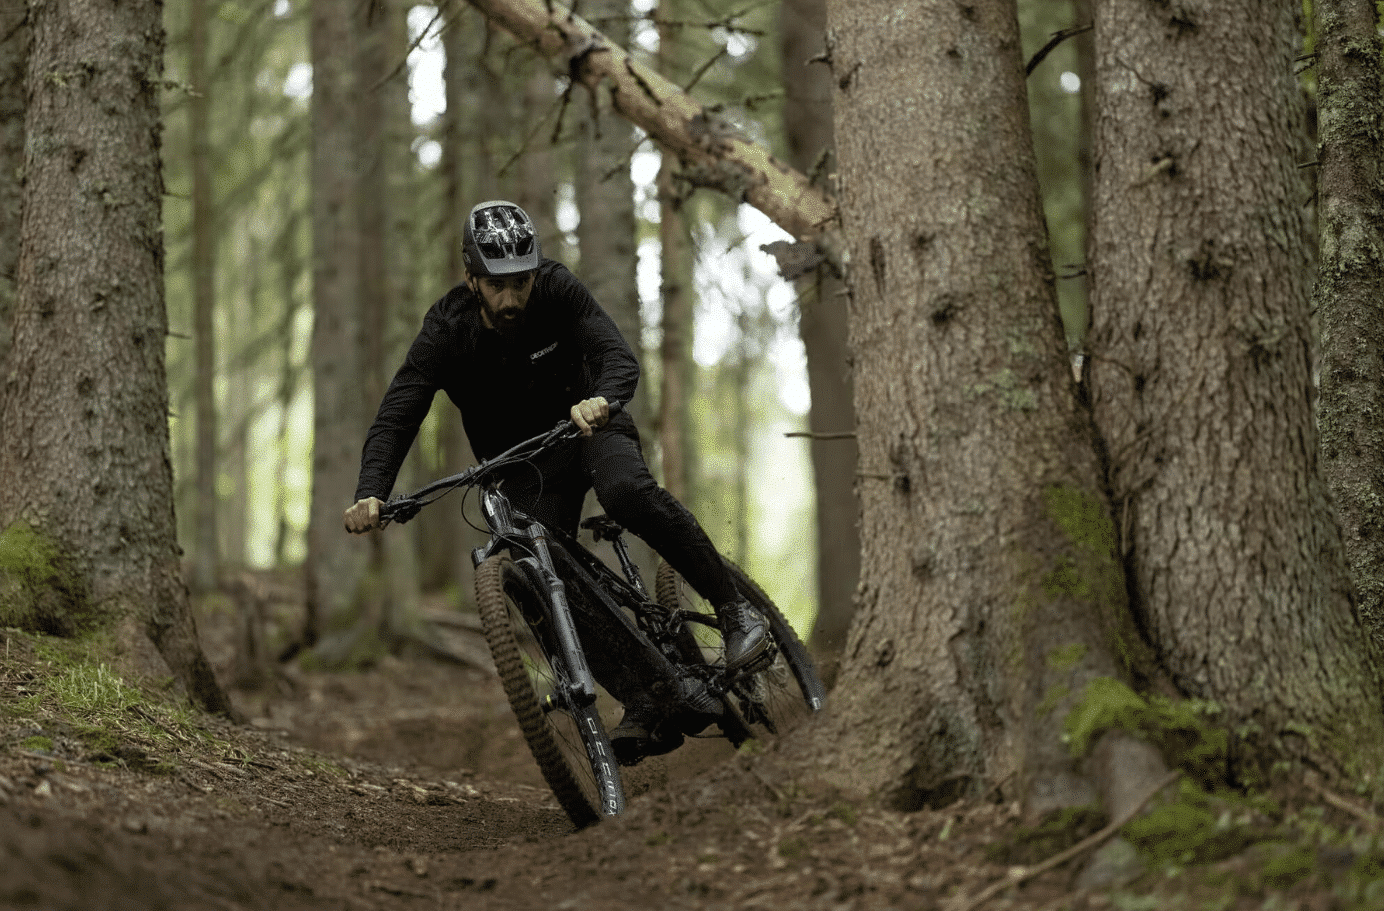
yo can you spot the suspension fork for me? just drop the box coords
[524,524,598,707]
[474,486,598,709]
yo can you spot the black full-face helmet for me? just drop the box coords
[462,201,541,277]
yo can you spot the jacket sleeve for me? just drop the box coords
[353,304,449,502]
[546,263,640,407]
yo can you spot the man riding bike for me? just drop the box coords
[343,200,769,753]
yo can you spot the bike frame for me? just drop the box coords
[467,480,692,717]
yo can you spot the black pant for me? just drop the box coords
[497,414,739,607]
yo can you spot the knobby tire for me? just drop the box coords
[475,554,625,827]
[655,558,825,744]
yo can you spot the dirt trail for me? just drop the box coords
[0,627,1365,910]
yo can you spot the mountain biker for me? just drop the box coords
[343,199,769,752]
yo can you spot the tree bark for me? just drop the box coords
[1087,0,1384,772]
[0,0,230,715]
[305,0,372,648]
[189,0,221,594]
[1313,0,1384,647]
[657,159,695,502]
[0,3,26,373]
[812,0,1141,813]
[575,0,639,395]
[780,0,858,670]
[654,0,698,506]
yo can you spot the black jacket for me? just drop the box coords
[354,258,639,502]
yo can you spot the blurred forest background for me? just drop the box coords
[148,0,1088,667]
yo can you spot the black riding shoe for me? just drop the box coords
[717,598,769,673]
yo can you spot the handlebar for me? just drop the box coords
[379,401,624,526]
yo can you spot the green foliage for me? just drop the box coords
[1121,779,1260,865]
[1064,676,1229,785]
[2,630,206,771]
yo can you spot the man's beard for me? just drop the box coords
[484,300,526,337]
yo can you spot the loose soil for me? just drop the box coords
[0,601,1376,911]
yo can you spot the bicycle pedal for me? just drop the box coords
[729,649,774,678]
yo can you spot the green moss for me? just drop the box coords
[1122,779,1259,865]
[1260,843,1316,889]
[0,523,90,635]
[20,734,53,752]
[1038,486,1150,676]
[826,801,858,826]
[1064,676,1228,785]
[1047,643,1088,672]
[1036,683,1071,718]
[967,368,1038,411]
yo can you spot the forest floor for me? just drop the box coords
[1,594,1382,911]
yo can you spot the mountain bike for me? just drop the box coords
[379,405,826,827]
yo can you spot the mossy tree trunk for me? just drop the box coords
[1312,0,1384,649]
[1087,0,1384,774]
[808,0,1145,814]
[0,0,230,715]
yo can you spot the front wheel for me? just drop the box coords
[655,559,826,746]
[475,554,625,827]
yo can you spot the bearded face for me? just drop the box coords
[470,272,536,337]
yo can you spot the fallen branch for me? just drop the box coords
[1305,777,1384,830]
[462,0,839,255]
[948,770,1180,911]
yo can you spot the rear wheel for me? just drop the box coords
[655,559,826,745]
[475,554,625,826]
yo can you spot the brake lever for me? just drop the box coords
[382,497,422,526]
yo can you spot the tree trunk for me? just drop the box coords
[428,4,486,598]
[0,4,26,373]
[575,0,639,398]
[376,0,424,643]
[514,69,560,259]
[812,0,1141,813]
[0,0,230,715]
[1087,0,1384,772]
[655,1,696,503]
[657,161,695,502]
[189,0,221,594]
[1313,0,1384,646]
[780,0,858,669]
[305,0,372,648]
[574,0,657,576]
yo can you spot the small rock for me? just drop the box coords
[1075,836,1143,890]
